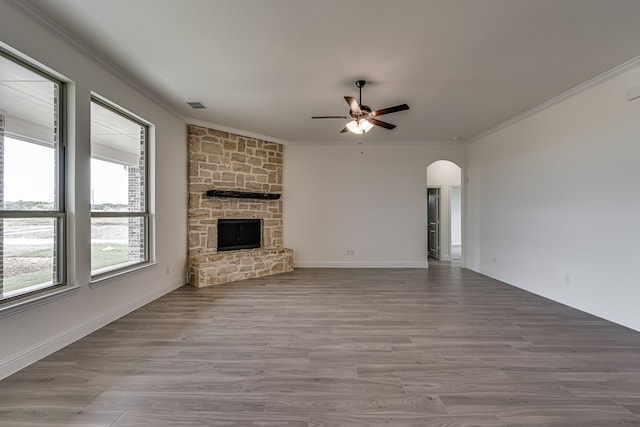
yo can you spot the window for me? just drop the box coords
[90,98,149,278]
[0,50,65,302]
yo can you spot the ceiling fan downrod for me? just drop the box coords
[356,80,366,105]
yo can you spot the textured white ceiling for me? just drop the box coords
[21,0,640,143]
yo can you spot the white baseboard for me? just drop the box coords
[468,265,640,333]
[294,261,429,268]
[0,280,184,380]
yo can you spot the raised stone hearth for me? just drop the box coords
[190,248,293,287]
[187,125,293,287]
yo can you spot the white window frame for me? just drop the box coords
[90,96,150,281]
[0,49,67,305]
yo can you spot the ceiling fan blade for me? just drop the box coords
[368,118,396,130]
[345,96,362,115]
[371,103,409,117]
[312,115,349,119]
[339,126,349,133]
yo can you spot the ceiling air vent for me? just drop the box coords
[187,101,206,109]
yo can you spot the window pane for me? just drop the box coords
[91,216,146,275]
[0,53,58,146]
[91,158,129,209]
[1,217,58,300]
[3,137,56,210]
[90,101,145,212]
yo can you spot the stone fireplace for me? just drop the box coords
[187,125,293,287]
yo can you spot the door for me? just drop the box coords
[427,188,440,259]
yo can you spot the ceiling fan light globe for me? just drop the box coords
[346,120,363,134]
[359,119,373,132]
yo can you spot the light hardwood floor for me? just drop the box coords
[2,266,640,426]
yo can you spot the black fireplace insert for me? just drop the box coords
[217,219,261,251]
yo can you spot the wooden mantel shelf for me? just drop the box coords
[205,190,281,200]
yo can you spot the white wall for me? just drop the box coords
[466,61,640,331]
[0,2,187,378]
[427,160,462,260]
[450,186,462,246]
[283,143,465,267]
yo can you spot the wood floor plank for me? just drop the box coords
[241,376,406,395]
[308,413,507,427]
[265,393,448,414]
[612,397,640,415]
[440,394,634,416]
[0,408,124,427]
[1,266,640,426]
[113,411,309,427]
[498,413,640,427]
[83,391,268,412]
[357,365,510,381]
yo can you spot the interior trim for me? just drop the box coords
[184,118,288,145]
[468,54,640,144]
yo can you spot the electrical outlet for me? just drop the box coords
[492,256,496,264]
[166,266,171,275]
[564,274,571,285]
[347,250,355,256]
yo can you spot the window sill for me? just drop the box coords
[89,261,158,288]
[0,285,80,319]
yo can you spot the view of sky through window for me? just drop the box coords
[4,137,128,206]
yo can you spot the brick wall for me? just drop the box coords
[51,88,59,282]
[127,127,146,262]
[0,113,4,292]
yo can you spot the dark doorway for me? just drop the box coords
[427,188,440,259]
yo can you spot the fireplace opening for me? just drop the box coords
[217,219,261,251]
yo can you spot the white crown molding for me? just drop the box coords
[6,0,183,120]
[184,118,288,145]
[468,54,640,144]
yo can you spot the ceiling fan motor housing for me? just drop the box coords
[351,105,371,119]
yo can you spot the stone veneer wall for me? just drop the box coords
[187,125,292,287]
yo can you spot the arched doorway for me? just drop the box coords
[426,160,462,261]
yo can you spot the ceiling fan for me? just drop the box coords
[312,80,409,134]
